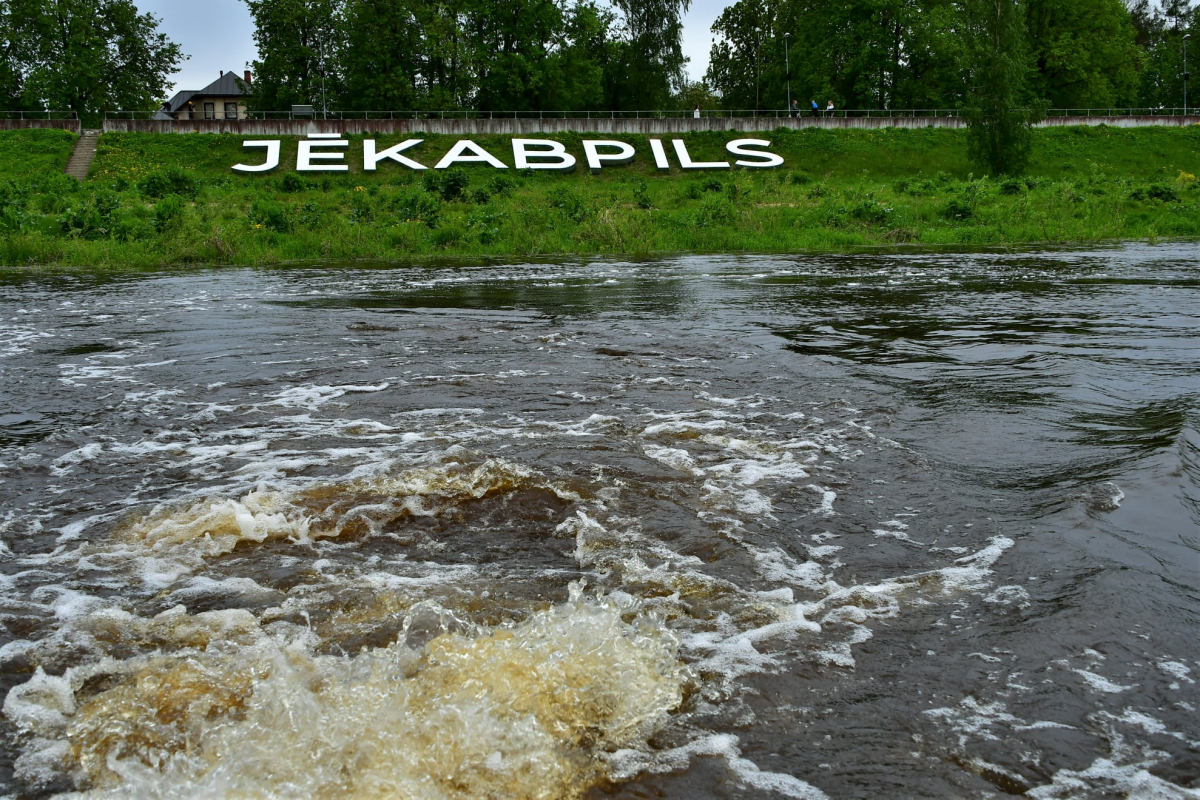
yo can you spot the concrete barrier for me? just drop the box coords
[1,119,81,134]
[101,115,1196,136]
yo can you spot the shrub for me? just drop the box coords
[112,212,152,242]
[60,192,122,239]
[683,182,703,200]
[249,198,290,232]
[487,174,516,196]
[430,225,464,247]
[280,173,308,193]
[702,176,724,193]
[788,171,812,185]
[348,191,374,224]
[152,195,185,234]
[296,201,325,228]
[999,178,1025,195]
[1147,184,1179,202]
[693,193,735,227]
[139,166,199,199]
[393,188,441,228]
[423,167,470,201]
[1129,184,1178,202]
[549,187,588,222]
[470,187,492,205]
[848,199,892,224]
[632,181,653,209]
[808,184,828,199]
[467,210,505,245]
[939,198,973,221]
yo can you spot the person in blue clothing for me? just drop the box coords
[810,99,818,117]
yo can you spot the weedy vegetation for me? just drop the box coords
[1,126,1198,268]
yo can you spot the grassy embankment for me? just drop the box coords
[0,125,1198,268]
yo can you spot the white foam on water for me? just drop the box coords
[268,382,392,411]
[1158,661,1194,684]
[0,383,1032,798]
[0,323,54,358]
[607,734,829,799]
[1029,755,1200,799]
[1073,669,1137,694]
[4,588,686,799]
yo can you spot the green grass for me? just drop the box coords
[0,128,77,181]
[2,126,1198,268]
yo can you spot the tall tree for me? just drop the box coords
[11,0,183,118]
[707,0,968,112]
[1137,0,1196,108]
[964,0,1039,175]
[243,0,343,112]
[340,0,424,111]
[0,0,27,108]
[1026,0,1142,107]
[608,0,691,108]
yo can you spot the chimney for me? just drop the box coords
[244,70,252,85]
[220,70,224,77]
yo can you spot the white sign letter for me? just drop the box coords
[672,139,729,170]
[435,140,508,170]
[582,140,635,173]
[512,139,577,172]
[297,133,349,172]
[365,139,427,171]
[649,139,671,170]
[232,140,280,173]
[726,139,785,169]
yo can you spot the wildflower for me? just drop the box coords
[354,186,365,192]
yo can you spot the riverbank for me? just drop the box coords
[1,126,1198,268]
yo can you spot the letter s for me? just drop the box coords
[726,139,784,169]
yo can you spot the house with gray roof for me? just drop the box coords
[155,71,253,121]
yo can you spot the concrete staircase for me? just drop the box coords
[65,130,101,180]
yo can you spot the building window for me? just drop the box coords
[203,103,215,120]
[224,102,238,120]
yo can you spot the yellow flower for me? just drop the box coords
[354,186,365,192]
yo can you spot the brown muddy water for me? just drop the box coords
[0,245,1197,799]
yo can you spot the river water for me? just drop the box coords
[0,244,1196,799]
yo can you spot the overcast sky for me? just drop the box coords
[134,0,730,97]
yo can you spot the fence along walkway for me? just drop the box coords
[101,107,1199,121]
[100,113,1198,136]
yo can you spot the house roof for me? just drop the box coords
[160,71,252,111]
[163,90,196,113]
[195,71,252,98]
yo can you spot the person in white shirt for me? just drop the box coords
[694,106,701,119]
[826,100,835,117]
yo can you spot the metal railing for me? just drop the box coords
[0,110,79,120]
[99,107,1199,121]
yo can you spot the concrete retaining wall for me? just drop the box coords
[1,119,81,134]
[101,115,1196,136]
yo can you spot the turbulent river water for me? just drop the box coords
[0,244,1197,799]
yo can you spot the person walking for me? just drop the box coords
[694,105,701,120]
[826,100,835,117]
[811,99,819,117]
[791,99,799,118]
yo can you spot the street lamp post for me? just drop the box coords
[785,33,792,117]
